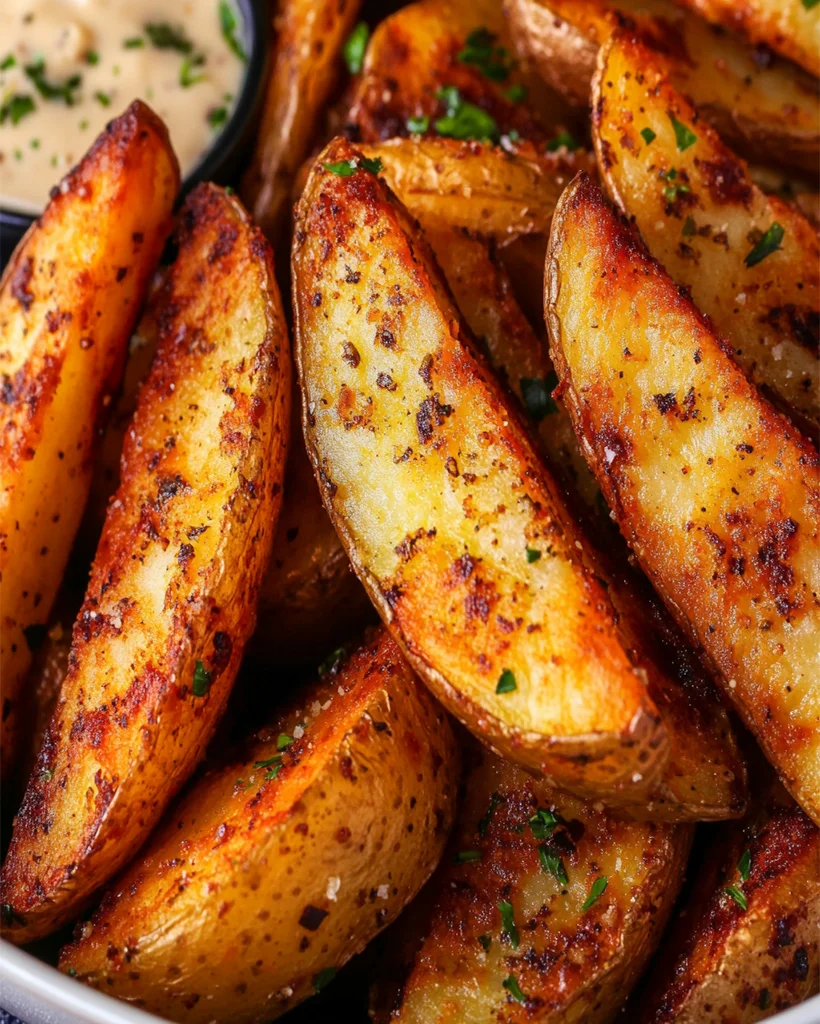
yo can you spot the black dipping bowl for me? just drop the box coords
[0,0,269,271]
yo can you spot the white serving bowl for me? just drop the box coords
[1,937,819,1023]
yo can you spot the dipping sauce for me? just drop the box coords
[0,0,247,213]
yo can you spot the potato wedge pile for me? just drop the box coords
[0,2,818,1023]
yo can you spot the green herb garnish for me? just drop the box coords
[94,90,111,106]
[496,668,517,694]
[277,733,292,750]
[67,966,77,977]
[324,156,381,176]
[745,223,784,267]
[453,849,482,863]
[478,934,492,951]
[546,129,578,152]
[343,22,370,74]
[0,94,35,126]
[506,84,527,104]
[503,974,527,1003]
[145,22,193,53]
[407,114,430,133]
[682,216,697,237]
[434,85,498,141]
[207,106,228,129]
[498,899,519,948]
[801,0,819,9]
[640,127,656,145]
[180,54,206,87]
[192,660,211,697]
[526,547,541,563]
[219,1,247,61]
[520,371,559,420]
[539,845,569,885]
[313,966,337,993]
[582,875,608,910]
[529,807,558,840]
[478,792,501,836]
[669,113,697,151]
[360,155,382,174]
[124,36,145,48]
[725,884,747,910]
[319,646,347,675]
[458,27,514,82]
[1,54,17,71]
[24,59,81,105]
[737,848,751,882]
[253,753,284,781]
[86,50,100,65]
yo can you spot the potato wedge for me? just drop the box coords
[296,137,693,808]
[59,628,459,1023]
[636,782,820,1022]
[0,184,291,943]
[674,0,820,78]
[240,0,362,242]
[0,101,178,786]
[503,0,820,174]
[19,622,72,788]
[374,741,692,1022]
[546,173,820,824]
[593,32,819,436]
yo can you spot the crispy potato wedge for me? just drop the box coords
[503,0,820,174]
[0,101,178,786]
[241,0,362,242]
[294,137,702,808]
[675,0,820,78]
[593,33,819,436]
[637,782,820,1022]
[546,173,820,824]
[0,184,291,943]
[373,741,692,1022]
[60,628,459,1023]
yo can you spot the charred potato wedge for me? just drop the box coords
[375,742,692,1022]
[0,185,291,943]
[593,33,819,435]
[241,0,362,242]
[546,173,820,824]
[503,0,820,174]
[637,783,820,1022]
[674,0,820,78]
[0,102,178,786]
[293,137,709,808]
[60,628,459,1023]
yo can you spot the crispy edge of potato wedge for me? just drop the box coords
[293,136,675,804]
[592,31,820,437]
[240,0,362,242]
[675,0,820,78]
[0,184,291,943]
[546,172,820,825]
[374,740,692,1023]
[59,628,459,1024]
[0,101,179,787]
[503,0,820,174]
[636,784,820,1023]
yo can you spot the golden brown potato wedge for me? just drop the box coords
[592,32,819,436]
[636,782,820,1022]
[373,741,692,1022]
[674,0,820,78]
[241,0,362,241]
[0,184,291,943]
[0,101,178,787]
[546,173,820,825]
[60,628,459,1023]
[503,0,820,174]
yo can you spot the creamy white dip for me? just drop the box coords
[0,0,247,213]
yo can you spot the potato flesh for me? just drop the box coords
[504,0,820,173]
[593,33,819,435]
[60,629,459,1024]
[393,747,691,1023]
[0,102,178,784]
[546,174,820,825]
[1,185,291,942]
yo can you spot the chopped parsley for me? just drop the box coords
[407,114,430,133]
[180,54,206,87]
[253,753,284,781]
[319,646,347,675]
[539,845,569,885]
[324,156,382,176]
[85,50,100,65]
[496,668,517,694]
[660,167,690,203]
[506,84,527,104]
[503,974,527,1003]
[478,934,492,951]
[724,884,747,910]
[526,547,541,563]
[520,371,559,420]
[640,127,656,145]
[478,792,501,836]
[79,118,89,129]
[67,966,77,977]
[277,733,292,750]
[94,90,111,107]
[745,223,784,267]
[219,1,247,61]
[682,216,697,237]
[434,85,498,142]
[0,94,35,126]
[313,966,337,993]
[24,58,81,105]
[529,807,558,840]
[737,848,752,882]
[498,899,519,948]
[801,0,819,8]
[123,37,145,48]
[582,875,608,910]
[192,660,211,697]
[1,54,17,71]
[30,137,39,149]
[669,113,697,151]
[208,106,229,129]
[546,129,578,152]
[453,849,482,863]
[343,22,370,74]
[458,27,514,82]
[145,22,193,53]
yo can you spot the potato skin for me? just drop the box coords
[60,628,459,1023]
[546,173,820,824]
[637,784,820,1022]
[0,101,178,786]
[503,0,820,174]
[376,742,691,1023]
[240,0,362,241]
[592,32,819,436]
[0,185,291,943]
